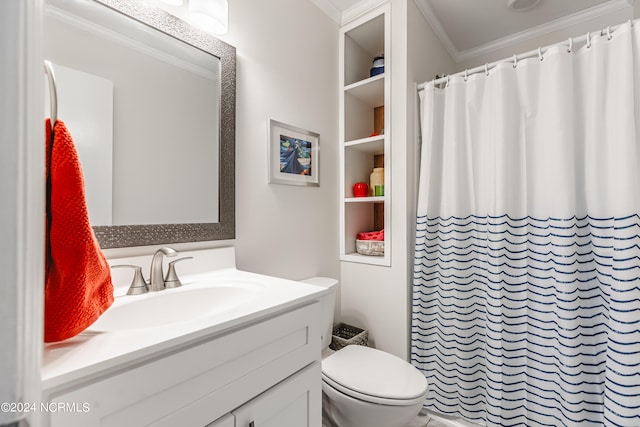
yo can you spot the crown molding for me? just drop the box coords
[311,0,389,25]
[456,0,634,62]
[416,0,634,63]
[341,0,389,25]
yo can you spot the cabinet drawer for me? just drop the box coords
[233,362,321,427]
[48,302,320,427]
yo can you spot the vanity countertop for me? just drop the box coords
[42,247,328,392]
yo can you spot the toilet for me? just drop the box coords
[301,277,429,427]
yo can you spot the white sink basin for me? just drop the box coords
[89,282,259,332]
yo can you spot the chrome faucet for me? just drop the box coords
[149,247,177,292]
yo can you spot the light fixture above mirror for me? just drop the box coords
[158,0,228,34]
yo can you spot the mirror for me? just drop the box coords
[44,0,235,248]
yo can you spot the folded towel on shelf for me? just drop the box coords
[356,229,384,241]
[44,119,113,342]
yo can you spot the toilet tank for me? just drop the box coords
[300,277,338,350]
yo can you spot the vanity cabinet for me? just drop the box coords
[43,303,321,427]
[339,4,391,266]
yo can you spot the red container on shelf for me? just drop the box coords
[353,182,369,197]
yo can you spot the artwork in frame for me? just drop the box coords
[268,119,320,186]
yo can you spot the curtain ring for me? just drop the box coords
[446,75,450,87]
[538,47,544,61]
[513,54,517,68]
[567,37,573,53]
[464,69,468,82]
[607,26,612,40]
[586,32,591,48]
[485,63,489,76]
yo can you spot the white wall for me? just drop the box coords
[340,0,455,360]
[214,0,340,281]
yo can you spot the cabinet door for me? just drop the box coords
[205,413,234,427]
[233,362,321,427]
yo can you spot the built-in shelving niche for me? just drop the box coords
[339,6,390,266]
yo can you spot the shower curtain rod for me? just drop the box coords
[44,60,58,125]
[417,18,638,91]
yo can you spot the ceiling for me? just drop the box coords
[311,0,635,61]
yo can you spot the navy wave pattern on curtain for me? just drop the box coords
[411,213,640,426]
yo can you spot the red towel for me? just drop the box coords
[45,119,113,342]
[356,229,384,241]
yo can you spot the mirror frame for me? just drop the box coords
[87,0,236,248]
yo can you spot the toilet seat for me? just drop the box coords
[322,373,427,406]
[321,345,428,406]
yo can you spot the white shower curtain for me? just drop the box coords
[413,21,640,426]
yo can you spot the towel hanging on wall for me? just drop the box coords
[44,118,113,342]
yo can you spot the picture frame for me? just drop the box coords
[268,119,320,186]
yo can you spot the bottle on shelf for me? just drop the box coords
[369,167,384,197]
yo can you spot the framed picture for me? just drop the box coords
[268,119,320,186]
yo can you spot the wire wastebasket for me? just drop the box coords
[329,322,369,351]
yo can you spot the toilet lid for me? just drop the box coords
[321,345,428,403]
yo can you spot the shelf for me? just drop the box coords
[345,196,384,203]
[344,73,384,92]
[344,74,384,107]
[345,135,384,154]
[340,252,390,266]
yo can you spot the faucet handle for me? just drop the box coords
[112,264,148,295]
[164,257,193,289]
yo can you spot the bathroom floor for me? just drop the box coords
[409,412,437,427]
[421,415,449,427]
[322,412,446,427]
